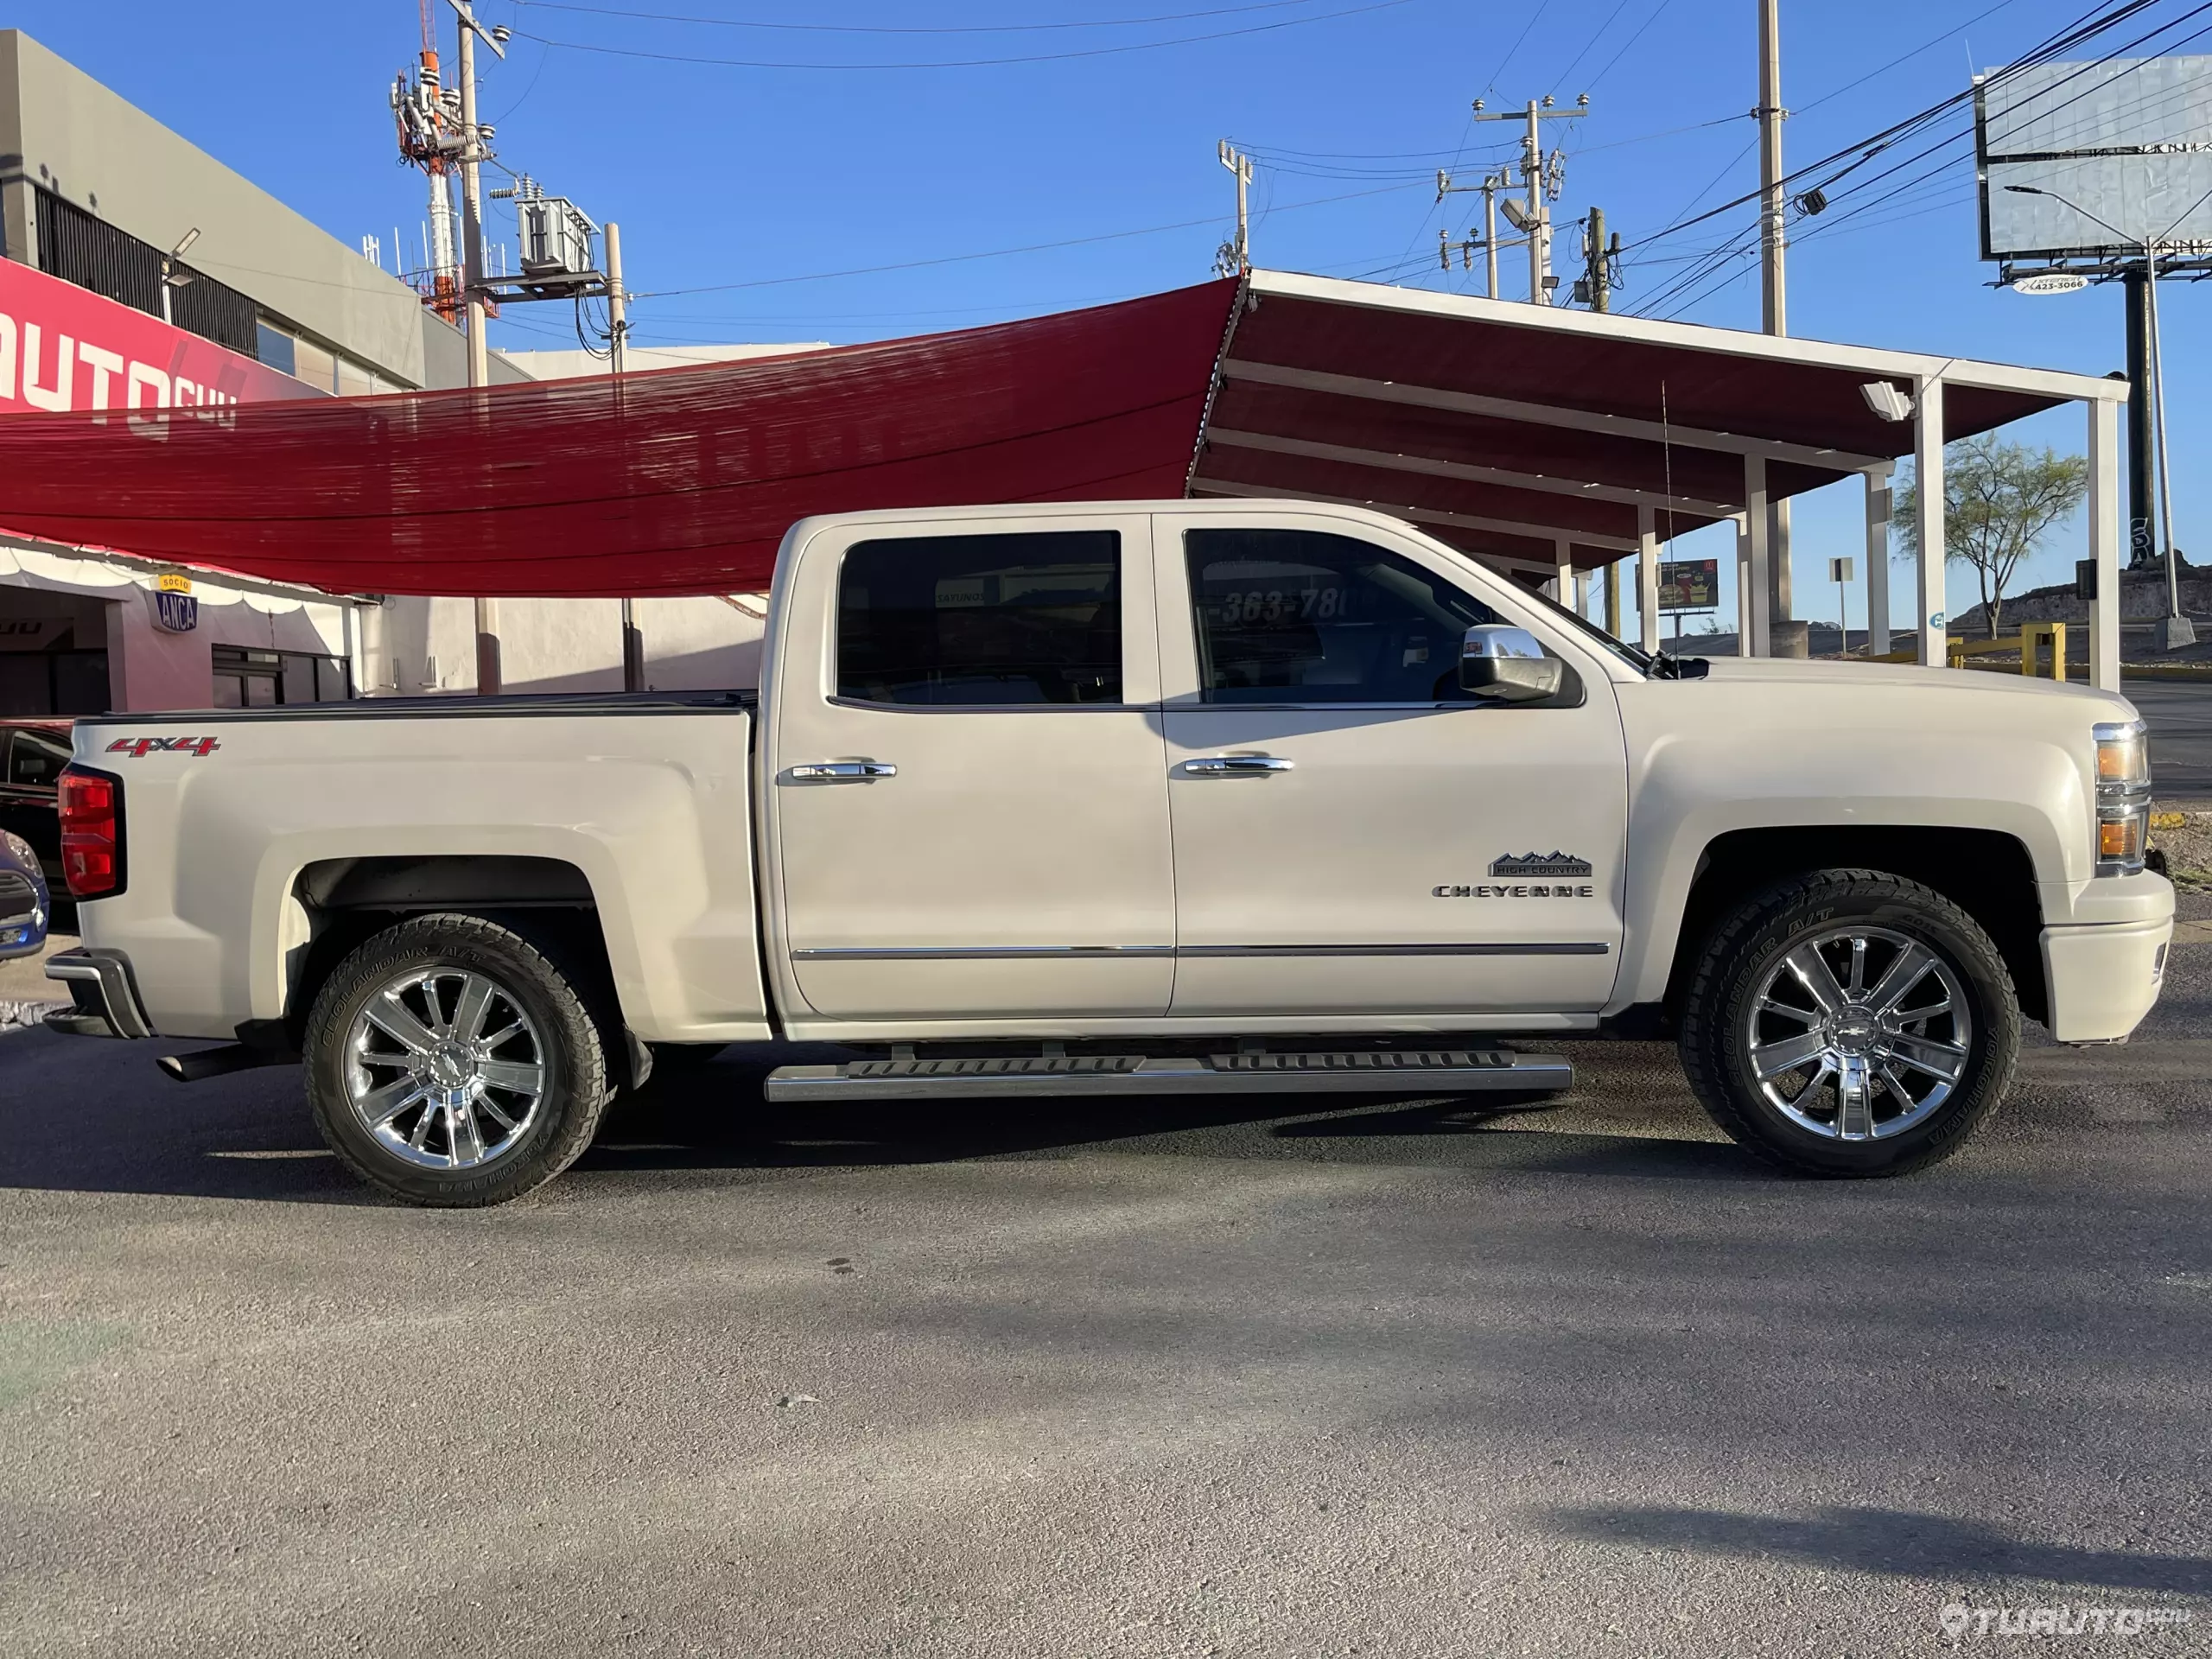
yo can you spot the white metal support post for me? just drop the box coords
[1573,569,1592,620]
[1913,375,1947,670]
[2088,393,2122,692]
[1743,454,1772,657]
[1554,540,1574,607]
[1734,515,1752,656]
[1637,505,1661,654]
[1863,467,1892,656]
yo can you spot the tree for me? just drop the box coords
[1894,434,2089,639]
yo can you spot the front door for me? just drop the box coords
[766,515,1175,1022]
[1156,516,1630,1018]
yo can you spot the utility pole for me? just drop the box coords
[1583,206,1614,313]
[1216,141,1253,276]
[1473,95,1586,305]
[452,0,505,695]
[607,220,645,693]
[1755,0,1794,642]
[1482,174,1502,299]
[1437,170,1515,298]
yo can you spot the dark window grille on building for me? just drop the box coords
[212,646,353,708]
[35,188,260,358]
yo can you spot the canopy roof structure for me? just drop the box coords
[1200,270,2113,577]
[0,267,2120,619]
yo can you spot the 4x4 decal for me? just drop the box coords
[106,735,222,758]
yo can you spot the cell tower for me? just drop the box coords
[390,0,464,322]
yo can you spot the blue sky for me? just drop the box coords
[16,0,2209,626]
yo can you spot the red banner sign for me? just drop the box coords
[0,256,319,415]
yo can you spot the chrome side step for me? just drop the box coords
[764,1047,1573,1103]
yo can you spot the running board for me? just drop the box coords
[765,1047,1573,1103]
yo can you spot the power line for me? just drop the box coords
[1550,0,1639,92]
[1619,0,2177,259]
[1585,0,1678,92]
[1642,3,2212,318]
[513,0,1349,32]
[627,180,1424,298]
[1792,0,2033,119]
[507,0,1422,71]
[1482,1,1553,99]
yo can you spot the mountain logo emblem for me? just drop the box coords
[1489,851,1594,880]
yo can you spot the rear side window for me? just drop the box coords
[8,731,70,788]
[838,531,1122,706]
[1186,528,1498,703]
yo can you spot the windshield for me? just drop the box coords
[1520,583,1656,675]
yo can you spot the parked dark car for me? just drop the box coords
[0,829,48,959]
[0,718,72,887]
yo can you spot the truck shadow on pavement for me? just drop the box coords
[1539,1504,2212,1597]
[0,1034,1765,1204]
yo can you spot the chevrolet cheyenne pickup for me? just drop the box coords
[43,500,2174,1205]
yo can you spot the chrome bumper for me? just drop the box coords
[43,948,154,1040]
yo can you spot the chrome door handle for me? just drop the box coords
[1178,754,1294,778]
[787,760,898,784]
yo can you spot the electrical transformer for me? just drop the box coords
[517,194,598,279]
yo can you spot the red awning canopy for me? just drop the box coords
[0,267,2115,595]
[0,281,1238,596]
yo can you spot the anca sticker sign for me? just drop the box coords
[150,573,198,632]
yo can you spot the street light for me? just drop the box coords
[159,226,200,327]
[2005,183,2194,649]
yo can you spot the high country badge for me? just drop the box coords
[1489,851,1594,880]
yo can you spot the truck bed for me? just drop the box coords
[67,691,772,1045]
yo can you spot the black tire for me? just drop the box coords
[304,912,613,1206]
[1678,869,2019,1178]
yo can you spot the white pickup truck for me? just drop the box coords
[45,500,2172,1205]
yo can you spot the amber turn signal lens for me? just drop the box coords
[2100,814,2145,861]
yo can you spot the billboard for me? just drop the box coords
[1658,558,1719,613]
[0,257,320,416]
[1978,56,2212,260]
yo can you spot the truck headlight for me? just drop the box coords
[2093,719,2152,875]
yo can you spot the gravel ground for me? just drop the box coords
[2,945,2208,1657]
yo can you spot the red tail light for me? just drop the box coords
[59,766,124,899]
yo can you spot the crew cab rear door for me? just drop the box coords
[761,512,1175,1022]
[1152,509,1630,1018]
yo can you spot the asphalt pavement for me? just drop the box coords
[3,910,2209,1656]
[2128,679,2212,802]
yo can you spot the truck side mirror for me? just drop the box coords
[1459,625,1565,702]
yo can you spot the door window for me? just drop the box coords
[1185,529,1499,704]
[7,730,70,788]
[837,531,1122,706]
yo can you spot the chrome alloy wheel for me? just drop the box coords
[343,969,547,1170]
[1745,925,1973,1142]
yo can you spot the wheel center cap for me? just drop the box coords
[429,1042,475,1088]
[1831,1009,1881,1053]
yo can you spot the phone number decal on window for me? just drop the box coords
[1207,587,1348,623]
